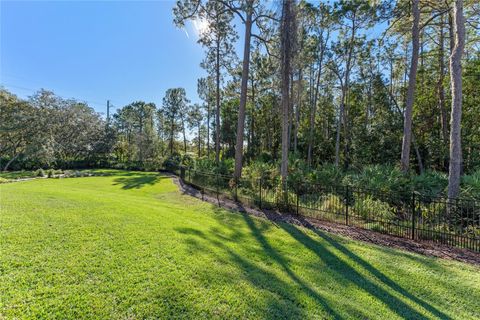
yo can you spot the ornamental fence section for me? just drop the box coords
[173,167,479,252]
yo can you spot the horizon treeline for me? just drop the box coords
[1,0,479,199]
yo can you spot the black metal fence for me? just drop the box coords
[176,167,480,252]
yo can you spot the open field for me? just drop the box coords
[1,171,479,319]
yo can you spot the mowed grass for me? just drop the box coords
[0,171,479,319]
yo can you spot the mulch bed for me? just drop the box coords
[172,176,480,266]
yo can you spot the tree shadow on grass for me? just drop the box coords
[175,225,341,319]
[113,173,168,189]
[201,204,453,319]
[278,221,452,319]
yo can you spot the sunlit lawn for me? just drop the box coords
[1,171,479,319]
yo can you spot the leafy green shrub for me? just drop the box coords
[461,169,480,200]
[412,170,447,201]
[163,153,182,171]
[242,160,275,181]
[35,169,45,177]
[319,194,345,214]
[343,165,411,203]
[181,153,194,168]
[354,196,395,220]
[309,164,344,188]
[47,169,55,178]
[0,177,9,184]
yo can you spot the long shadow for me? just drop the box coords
[113,173,167,189]
[238,210,343,319]
[278,220,452,319]
[176,200,453,318]
[175,227,311,318]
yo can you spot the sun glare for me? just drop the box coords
[192,18,209,36]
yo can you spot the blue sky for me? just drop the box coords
[1,0,211,115]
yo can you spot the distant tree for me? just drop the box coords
[400,0,420,173]
[188,103,205,157]
[161,88,189,155]
[0,90,38,171]
[197,77,214,157]
[174,0,237,164]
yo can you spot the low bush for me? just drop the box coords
[0,177,9,184]
[354,196,395,220]
[413,170,448,201]
[461,169,480,200]
[35,169,45,177]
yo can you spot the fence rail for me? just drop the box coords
[174,167,480,252]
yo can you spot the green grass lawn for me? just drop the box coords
[1,171,479,319]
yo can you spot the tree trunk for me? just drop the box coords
[294,68,302,154]
[447,0,465,199]
[400,0,420,173]
[280,0,294,184]
[307,31,327,167]
[3,153,20,172]
[438,15,449,147]
[250,79,255,156]
[198,124,201,157]
[335,85,346,167]
[182,116,187,154]
[233,3,253,179]
[207,101,210,157]
[288,72,294,150]
[342,18,356,170]
[215,39,221,165]
[170,115,175,155]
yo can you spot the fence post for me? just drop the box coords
[411,192,416,240]
[345,185,349,226]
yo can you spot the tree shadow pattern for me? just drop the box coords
[113,173,168,189]
[176,203,458,319]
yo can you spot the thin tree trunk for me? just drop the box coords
[383,81,424,173]
[250,79,255,156]
[182,116,187,154]
[447,0,465,199]
[170,114,175,155]
[215,39,221,165]
[288,72,294,150]
[234,3,253,179]
[307,31,328,167]
[294,68,302,154]
[198,124,201,157]
[438,14,449,169]
[3,152,20,172]
[342,18,356,170]
[400,0,420,173]
[335,84,346,167]
[207,101,210,157]
[280,0,294,183]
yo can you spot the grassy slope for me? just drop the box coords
[0,171,479,319]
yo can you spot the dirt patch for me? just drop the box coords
[171,175,480,266]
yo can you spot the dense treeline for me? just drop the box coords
[1,0,479,199]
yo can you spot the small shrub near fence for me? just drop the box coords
[177,167,480,252]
